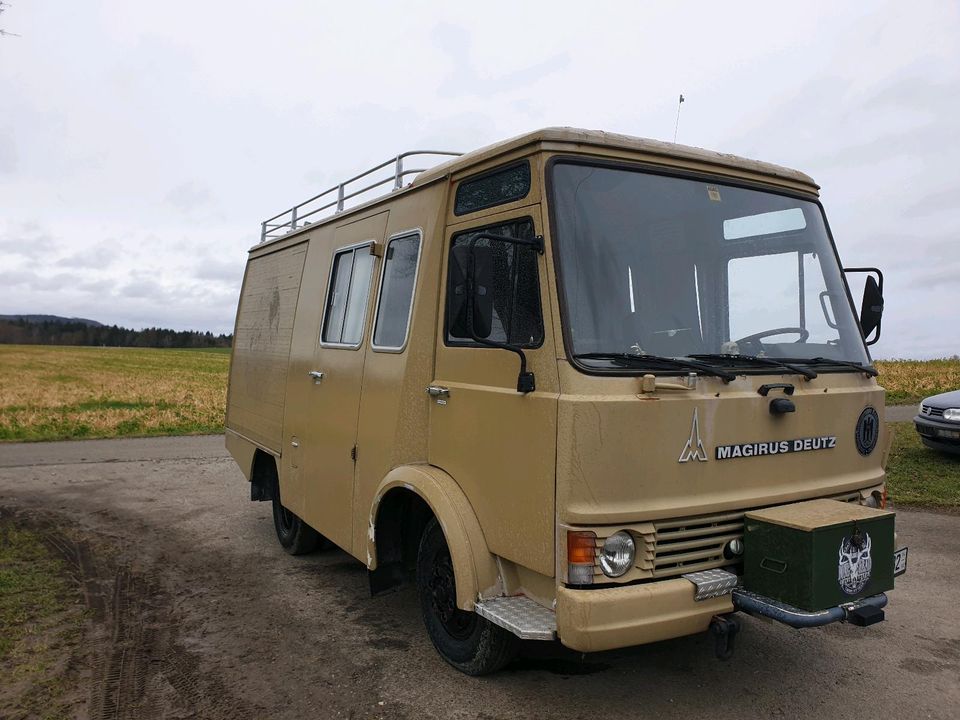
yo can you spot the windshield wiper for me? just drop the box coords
[689,354,818,380]
[776,356,879,378]
[574,352,736,383]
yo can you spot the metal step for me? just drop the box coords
[474,596,556,641]
[682,568,739,601]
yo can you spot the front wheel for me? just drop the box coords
[271,498,326,555]
[416,518,518,675]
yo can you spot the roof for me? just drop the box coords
[414,126,818,190]
[252,126,819,252]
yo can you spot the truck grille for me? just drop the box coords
[593,491,861,581]
[921,404,944,418]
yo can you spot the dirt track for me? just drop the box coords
[1,435,958,720]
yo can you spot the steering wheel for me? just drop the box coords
[735,327,810,346]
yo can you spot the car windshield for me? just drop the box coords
[548,161,870,370]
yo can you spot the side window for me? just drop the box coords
[454,161,531,216]
[445,218,544,347]
[321,244,375,346]
[372,233,421,350]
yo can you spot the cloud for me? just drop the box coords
[0,221,57,255]
[0,0,958,350]
[164,181,213,212]
[55,241,122,269]
[432,21,570,99]
[0,125,16,174]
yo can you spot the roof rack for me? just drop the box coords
[259,150,463,244]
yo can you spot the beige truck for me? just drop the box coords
[225,128,905,674]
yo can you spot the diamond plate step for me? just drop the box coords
[474,596,556,640]
[682,568,739,601]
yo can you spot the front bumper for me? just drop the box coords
[733,589,888,627]
[914,415,960,454]
[556,578,733,652]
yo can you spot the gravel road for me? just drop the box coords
[0,435,957,720]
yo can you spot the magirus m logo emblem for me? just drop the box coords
[838,530,873,596]
[678,408,708,463]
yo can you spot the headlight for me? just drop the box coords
[944,408,960,422]
[599,531,636,578]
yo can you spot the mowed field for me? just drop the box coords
[0,345,229,441]
[874,358,960,405]
[0,346,957,443]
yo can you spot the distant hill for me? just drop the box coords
[0,316,231,349]
[0,314,104,327]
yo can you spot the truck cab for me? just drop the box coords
[225,128,898,674]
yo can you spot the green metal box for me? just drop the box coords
[743,499,895,611]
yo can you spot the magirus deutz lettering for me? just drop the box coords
[715,436,837,460]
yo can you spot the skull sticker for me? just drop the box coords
[838,531,872,596]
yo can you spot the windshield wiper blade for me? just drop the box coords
[574,352,736,382]
[777,356,879,377]
[689,354,818,380]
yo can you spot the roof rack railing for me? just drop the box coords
[259,150,462,244]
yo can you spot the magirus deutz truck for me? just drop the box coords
[225,128,907,674]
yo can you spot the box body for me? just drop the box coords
[744,499,895,611]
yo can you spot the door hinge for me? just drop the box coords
[351,445,357,462]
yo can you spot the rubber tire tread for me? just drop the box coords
[271,498,324,555]
[416,518,518,675]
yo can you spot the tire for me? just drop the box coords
[271,498,325,555]
[416,518,518,675]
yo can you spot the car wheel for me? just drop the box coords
[271,497,326,555]
[416,518,518,675]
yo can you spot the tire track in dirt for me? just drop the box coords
[36,519,258,719]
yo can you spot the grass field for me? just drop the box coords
[875,358,960,405]
[0,516,84,717]
[886,422,960,508]
[0,345,229,441]
[0,347,957,442]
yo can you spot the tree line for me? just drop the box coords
[0,318,233,349]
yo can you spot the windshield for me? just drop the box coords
[548,161,870,371]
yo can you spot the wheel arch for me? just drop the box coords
[368,465,501,610]
[250,448,279,502]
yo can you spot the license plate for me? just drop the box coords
[894,547,908,576]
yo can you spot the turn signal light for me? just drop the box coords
[567,531,597,585]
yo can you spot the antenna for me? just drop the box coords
[673,94,685,143]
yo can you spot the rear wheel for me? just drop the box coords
[271,498,326,555]
[416,518,518,675]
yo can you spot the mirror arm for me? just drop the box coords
[471,232,544,255]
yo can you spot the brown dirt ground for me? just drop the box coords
[0,436,958,720]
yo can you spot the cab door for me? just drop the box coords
[427,206,559,577]
[295,211,388,551]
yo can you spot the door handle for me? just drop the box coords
[308,371,325,383]
[425,385,449,398]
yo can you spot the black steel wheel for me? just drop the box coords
[416,518,518,675]
[271,497,325,555]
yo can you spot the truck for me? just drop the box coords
[225,127,905,675]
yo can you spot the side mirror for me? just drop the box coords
[449,244,496,340]
[447,233,544,393]
[844,267,884,345]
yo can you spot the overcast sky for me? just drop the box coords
[1,1,958,358]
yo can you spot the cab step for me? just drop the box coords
[474,596,556,641]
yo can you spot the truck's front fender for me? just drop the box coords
[368,465,501,610]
